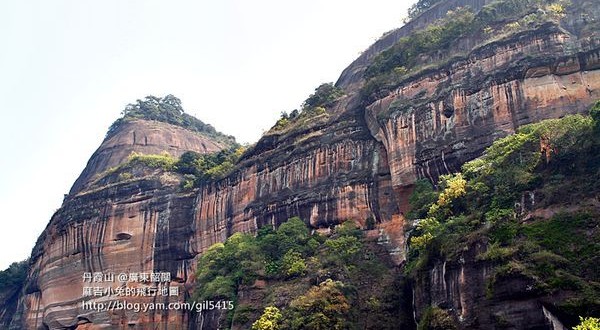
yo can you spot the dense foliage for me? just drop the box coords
[302,83,345,110]
[406,109,600,324]
[365,7,475,80]
[175,146,245,188]
[107,95,235,145]
[406,0,444,21]
[284,279,350,329]
[574,317,600,330]
[193,217,313,302]
[128,151,177,170]
[99,145,244,189]
[0,260,28,293]
[193,218,404,329]
[271,83,344,132]
[251,306,282,330]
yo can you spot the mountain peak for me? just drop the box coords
[68,96,235,195]
[107,94,235,145]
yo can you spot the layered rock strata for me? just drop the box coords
[7,0,600,328]
[69,119,229,195]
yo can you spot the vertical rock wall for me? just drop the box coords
[8,0,600,328]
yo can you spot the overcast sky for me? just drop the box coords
[0,0,413,270]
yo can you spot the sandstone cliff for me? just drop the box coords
[10,101,400,329]
[69,119,232,195]
[5,0,600,328]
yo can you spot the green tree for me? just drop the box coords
[302,83,344,110]
[107,94,234,145]
[409,174,466,250]
[286,279,350,330]
[336,221,362,238]
[173,146,244,186]
[276,217,310,254]
[574,317,600,330]
[0,260,28,292]
[175,151,202,175]
[324,236,361,263]
[289,109,300,119]
[407,0,443,20]
[252,306,282,330]
[281,250,307,278]
[128,151,176,170]
[407,179,438,219]
[194,233,263,301]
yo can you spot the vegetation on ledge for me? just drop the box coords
[175,146,245,188]
[406,103,600,325]
[269,83,344,133]
[192,218,406,329]
[95,145,245,189]
[0,260,28,294]
[362,0,570,104]
[574,317,600,330]
[406,0,444,22]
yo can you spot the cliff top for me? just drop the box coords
[68,95,237,195]
[106,94,236,146]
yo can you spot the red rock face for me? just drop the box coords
[192,138,395,254]
[10,119,233,329]
[12,111,399,329]
[16,174,204,329]
[69,119,229,195]
[8,0,600,329]
[364,26,600,206]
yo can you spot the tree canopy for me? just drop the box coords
[107,95,235,145]
[302,83,344,110]
[407,0,444,21]
[0,260,28,293]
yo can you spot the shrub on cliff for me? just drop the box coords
[252,306,282,330]
[406,179,438,220]
[95,151,178,185]
[302,83,344,110]
[194,233,263,301]
[99,145,244,188]
[364,7,475,80]
[574,317,600,330]
[0,260,28,293]
[362,0,573,104]
[409,173,466,251]
[128,151,177,170]
[362,6,475,102]
[175,146,244,187]
[408,114,597,255]
[284,279,350,330]
[406,111,600,321]
[268,83,343,132]
[406,0,444,21]
[193,218,313,302]
[193,218,402,328]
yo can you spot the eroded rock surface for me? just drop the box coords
[7,0,600,328]
[69,120,229,195]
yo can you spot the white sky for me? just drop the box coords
[0,0,413,270]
